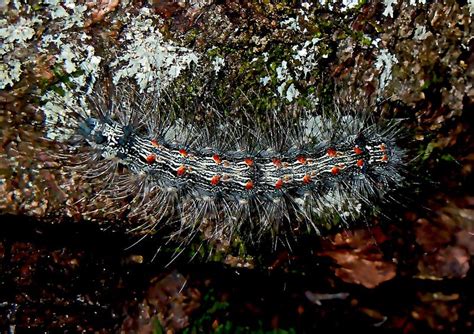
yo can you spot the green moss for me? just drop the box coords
[420,72,444,91]
[421,142,437,161]
[152,318,165,334]
[181,288,297,334]
[440,153,458,163]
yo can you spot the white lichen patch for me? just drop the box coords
[110,8,199,94]
[317,0,332,10]
[0,61,22,89]
[286,83,300,102]
[0,17,38,51]
[40,32,102,92]
[33,5,198,139]
[0,16,42,88]
[292,38,321,76]
[264,37,321,102]
[258,0,324,101]
[212,56,225,74]
[382,0,397,18]
[383,0,428,17]
[0,0,92,89]
[468,0,474,16]
[43,0,88,29]
[413,24,430,41]
[276,61,289,81]
[374,48,398,91]
[341,0,359,11]
[281,17,300,32]
[41,85,92,141]
[259,76,270,86]
[317,0,359,12]
[409,0,426,5]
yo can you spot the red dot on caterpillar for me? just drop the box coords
[150,139,160,148]
[327,148,337,157]
[302,174,312,184]
[212,154,222,164]
[297,156,307,164]
[146,154,156,164]
[210,175,221,186]
[354,146,363,155]
[356,159,364,167]
[275,179,284,189]
[177,165,186,176]
[331,166,340,175]
[244,158,254,166]
[179,148,188,157]
[272,158,281,168]
[380,154,389,162]
[245,180,254,190]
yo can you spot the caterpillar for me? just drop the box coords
[42,79,406,247]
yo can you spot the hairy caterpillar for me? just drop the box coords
[43,80,406,247]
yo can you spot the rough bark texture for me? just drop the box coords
[1,0,473,332]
